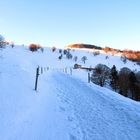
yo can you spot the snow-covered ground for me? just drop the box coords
[0,45,140,140]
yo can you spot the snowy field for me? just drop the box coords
[0,45,140,140]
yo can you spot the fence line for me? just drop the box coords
[34,66,92,92]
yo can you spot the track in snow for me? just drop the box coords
[1,70,140,140]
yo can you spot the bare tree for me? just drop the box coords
[63,49,67,55]
[73,56,78,62]
[81,56,87,64]
[66,51,73,59]
[91,64,111,87]
[118,67,131,97]
[121,55,127,64]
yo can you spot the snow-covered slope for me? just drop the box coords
[0,45,140,140]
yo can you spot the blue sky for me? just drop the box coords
[0,0,140,50]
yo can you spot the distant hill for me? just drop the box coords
[67,43,102,50]
[67,43,140,63]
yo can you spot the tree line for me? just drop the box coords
[91,64,140,101]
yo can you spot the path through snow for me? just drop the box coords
[0,70,140,140]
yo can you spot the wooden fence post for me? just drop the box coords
[65,68,67,73]
[44,67,46,72]
[35,66,40,91]
[41,67,43,74]
[88,72,90,83]
[70,68,72,75]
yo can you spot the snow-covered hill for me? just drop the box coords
[0,45,140,140]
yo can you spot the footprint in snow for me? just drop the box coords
[69,134,77,140]
[59,106,65,112]
[67,116,74,122]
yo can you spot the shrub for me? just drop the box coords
[59,49,62,54]
[105,56,109,59]
[11,43,15,48]
[93,51,100,56]
[58,54,63,60]
[52,47,56,52]
[103,47,111,53]
[40,47,44,53]
[29,44,41,52]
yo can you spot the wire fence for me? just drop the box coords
[34,66,91,92]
